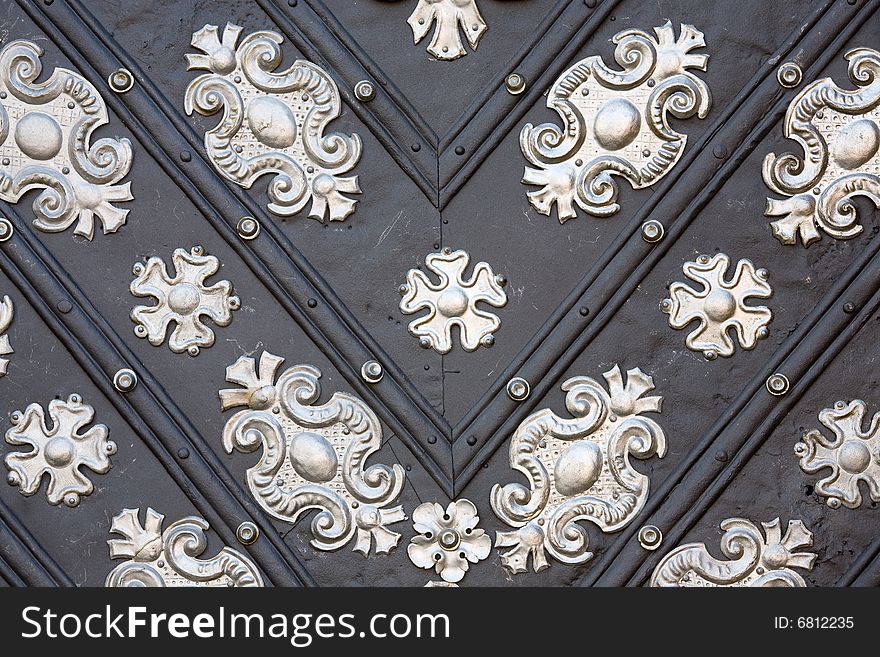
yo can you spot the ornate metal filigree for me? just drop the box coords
[491,365,666,574]
[650,518,816,587]
[520,21,711,221]
[408,499,491,583]
[0,295,12,377]
[796,400,880,509]
[184,23,362,221]
[399,248,507,354]
[763,48,880,246]
[660,253,772,360]
[105,507,263,587]
[220,351,406,555]
[0,40,133,239]
[408,0,487,61]
[4,394,116,507]
[130,246,240,357]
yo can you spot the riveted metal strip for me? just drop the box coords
[839,538,880,586]
[0,500,71,586]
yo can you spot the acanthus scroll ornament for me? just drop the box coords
[408,499,491,583]
[491,365,666,574]
[795,399,880,509]
[184,23,362,222]
[650,518,816,587]
[220,351,407,556]
[520,21,711,221]
[0,40,133,239]
[105,507,263,587]
[4,394,116,507]
[0,295,12,377]
[763,47,880,246]
[408,0,487,61]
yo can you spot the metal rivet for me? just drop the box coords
[505,73,526,95]
[579,306,589,317]
[843,302,855,314]
[766,373,790,396]
[427,435,437,445]
[411,143,421,152]
[361,359,383,384]
[507,376,531,402]
[715,450,729,462]
[236,521,259,545]
[177,447,190,459]
[454,146,465,156]
[236,216,260,240]
[584,0,597,6]
[641,219,664,243]
[287,0,298,5]
[0,217,12,242]
[113,368,138,392]
[108,68,134,93]
[180,151,192,162]
[56,300,72,314]
[466,436,477,446]
[307,298,317,308]
[354,80,376,102]
[712,144,728,159]
[638,525,662,550]
[777,62,803,89]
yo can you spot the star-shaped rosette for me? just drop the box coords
[408,499,491,583]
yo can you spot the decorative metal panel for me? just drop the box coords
[0,0,878,589]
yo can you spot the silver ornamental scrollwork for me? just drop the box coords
[491,365,666,574]
[650,518,817,587]
[660,253,772,360]
[220,351,407,555]
[184,23,362,222]
[795,399,880,509]
[105,507,263,587]
[399,248,507,354]
[520,21,711,222]
[0,40,133,239]
[407,499,491,583]
[130,246,240,357]
[4,394,116,507]
[408,0,487,61]
[0,295,12,377]
[763,47,880,246]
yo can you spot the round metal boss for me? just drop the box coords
[354,80,376,102]
[236,521,259,545]
[0,217,12,242]
[766,373,790,396]
[777,62,803,88]
[638,525,663,550]
[506,377,531,402]
[237,216,260,240]
[361,359,383,384]
[641,219,665,243]
[113,368,138,393]
[108,68,135,93]
[505,73,526,95]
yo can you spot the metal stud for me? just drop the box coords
[361,359,383,384]
[354,80,376,102]
[236,521,259,545]
[0,217,12,242]
[113,368,138,393]
[505,73,526,95]
[766,373,790,396]
[236,216,260,240]
[641,219,664,243]
[638,524,663,550]
[108,68,135,93]
[776,62,802,89]
[506,377,530,402]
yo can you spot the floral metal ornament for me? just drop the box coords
[0,40,133,239]
[399,248,507,354]
[408,499,491,583]
[4,394,116,507]
[520,21,711,221]
[650,518,816,587]
[491,365,666,574]
[660,253,772,360]
[221,351,406,555]
[185,23,362,222]
[0,295,12,377]
[130,246,240,357]
[763,47,880,246]
[105,507,263,587]
[408,0,487,61]
[795,399,880,509]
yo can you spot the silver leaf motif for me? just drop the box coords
[0,295,12,377]
[105,507,263,587]
[399,248,507,354]
[4,394,116,507]
[184,23,362,221]
[408,0,487,61]
[491,365,666,574]
[408,499,491,583]
[650,518,817,587]
[660,253,772,360]
[130,246,240,357]
[763,47,880,246]
[0,40,134,239]
[795,399,880,509]
[220,351,407,556]
[520,21,711,221]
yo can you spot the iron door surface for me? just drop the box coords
[0,0,877,588]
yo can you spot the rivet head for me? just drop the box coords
[361,359,383,384]
[236,216,260,240]
[236,521,259,545]
[108,68,134,93]
[641,219,664,243]
[505,73,526,95]
[0,217,12,242]
[354,80,376,102]
[507,376,531,402]
[638,525,662,550]
[777,62,803,89]
[113,368,138,393]
[766,373,790,396]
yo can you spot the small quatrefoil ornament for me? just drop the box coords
[408,0,487,61]
[661,253,772,360]
[399,248,507,354]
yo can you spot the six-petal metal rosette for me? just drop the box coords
[408,499,491,583]
[661,253,772,360]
